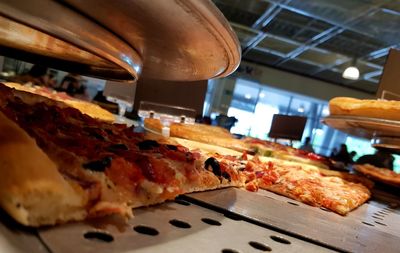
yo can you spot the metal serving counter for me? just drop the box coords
[0,1,398,252]
[1,187,399,253]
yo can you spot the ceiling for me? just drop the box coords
[212,0,400,94]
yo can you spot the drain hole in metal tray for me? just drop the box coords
[221,249,240,253]
[270,235,291,244]
[201,218,222,226]
[362,221,375,227]
[374,221,387,226]
[249,241,272,251]
[319,207,331,212]
[169,219,191,229]
[133,225,159,236]
[372,215,384,220]
[83,231,114,242]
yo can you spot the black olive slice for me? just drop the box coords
[166,144,178,151]
[205,157,221,177]
[107,143,129,152]
[83,127,105,140]
[83,157,113,172]
[221,171,231,181]
[137,140,160,150]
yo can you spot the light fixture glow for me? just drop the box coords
[297,106,305,113]
[259,92,265,98]
[342,66,360,80]
[322,108,329,116]
[244,94,252,99]
[313,128,324,136]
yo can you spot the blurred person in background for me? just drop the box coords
[300,137,314,153]
[195,115,212,125]
[12,64,50,86]
[47,70,58,88]
[349,151,357,164]
[58,73,89,100]
[330,147,338,158]
[356,149,394,170]
[216,114,238,131]
[332,143,352,165]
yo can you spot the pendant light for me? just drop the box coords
[342,58,360,80]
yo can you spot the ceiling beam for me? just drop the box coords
[311,44,397,76]
[242,5,283,55]
[263,0,391,41]
[274,26,344,66]
[275,6,382,65]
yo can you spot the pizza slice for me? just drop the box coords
[243,137,332,169]
[166,138,371,215]
[3,82,115,122]
[354,164,400,187]
[329,96,400,121]
[0,111,87,226]
[173,138,370,216]
[144,118,251,152]
[0,83,244,226]
[318,167,374,189]
[245,156,371,215]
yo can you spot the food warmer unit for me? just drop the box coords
[0,1,399,253]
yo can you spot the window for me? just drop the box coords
[204,77,397,166]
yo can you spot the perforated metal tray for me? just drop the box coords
[185,188,400,253]
[1,197,335,253]
[1,187,399,253]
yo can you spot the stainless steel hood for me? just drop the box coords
[0,0,241,82]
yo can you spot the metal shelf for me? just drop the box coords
[1,192,335,253]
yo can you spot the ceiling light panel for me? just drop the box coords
[257,35,300,54]
[230,23,262,47]
[350,8,400,45]
[279,59,321,74]
[245,48,283,65]
[297,47,349,66]
[284,0,386,28]
[263,9,317,42]
[319,30,387,57]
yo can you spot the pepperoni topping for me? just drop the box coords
[105,157,144,190]
[136,155,176,185]
[245,182,259,192]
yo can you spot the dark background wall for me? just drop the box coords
[134,78,208,115]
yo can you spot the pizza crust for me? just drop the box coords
[172,137,242,156]
[318,167,374,189]
[144,118,251,152]
[354,164,400,187]
[329,97,400,121]
[0,111,86,226]
[3,82,115,122]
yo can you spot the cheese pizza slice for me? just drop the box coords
[0,83,244,226]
